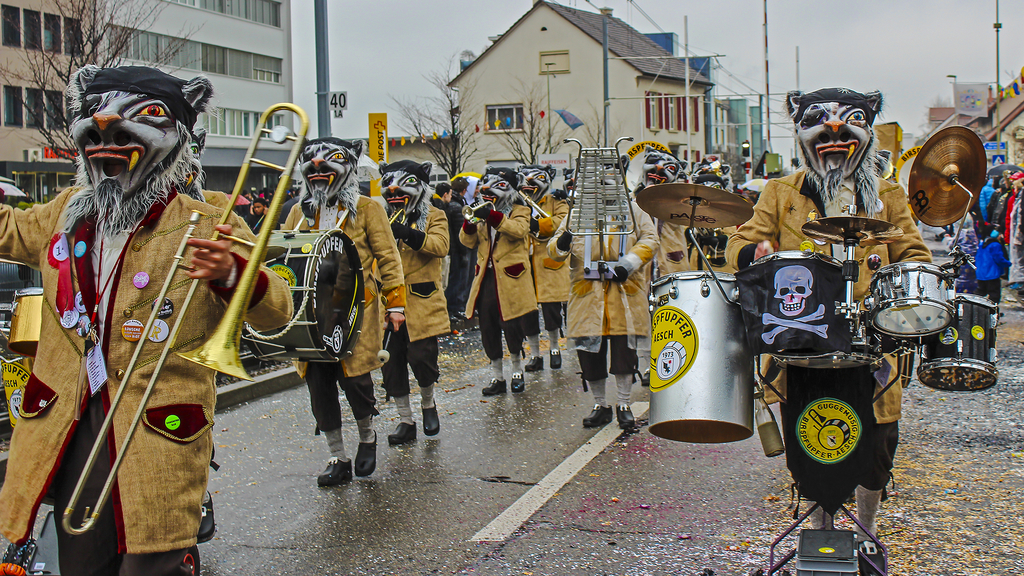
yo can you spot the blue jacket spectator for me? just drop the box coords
[976,237,1011,281]
[979,178,997,221]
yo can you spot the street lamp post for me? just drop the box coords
[947,75,958,127]
[545,62,554,152]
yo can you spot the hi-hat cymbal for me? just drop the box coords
[801,216,905,246]
[907,125,986,227]
[635,182,754,228]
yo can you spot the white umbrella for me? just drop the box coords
[0,182,27,198]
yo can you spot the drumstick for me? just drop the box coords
[378,326,393,363]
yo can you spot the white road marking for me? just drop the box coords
[470,401,650,542]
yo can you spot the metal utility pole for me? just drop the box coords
[601,7,612,147]
[995,0,1002,144]
[545,62,554,152]
[763,0,771,151]
[795,46,799,91]
[684,15,691,161]
[313,0,331,138]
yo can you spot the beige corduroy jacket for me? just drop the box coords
[399,207,450,342]
[460,205,537,322]
[527,196,571,304]
[0,188,293,553]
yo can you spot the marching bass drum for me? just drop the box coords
[244,230,364,361]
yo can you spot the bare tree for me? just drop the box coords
[391,56,480,177]
[0,0,195,153]
[489,79,575,165]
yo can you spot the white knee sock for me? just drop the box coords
[324,427,348,461]
[527,334,541,358]
[511,355,523,374]
[356,417,376,444]
[419,384,435,410]
[615,373,632,406]
[547,330,561,350]
[856,486,882,537]
[395,395,414,425]
[590,378,608,407]
[491,358,504,380]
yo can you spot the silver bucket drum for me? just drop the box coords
[869,262,954,337]
[918,294,999,391]
[648,271,754,443]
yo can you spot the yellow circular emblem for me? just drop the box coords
[269,264,298,287]
[940,327,958,345]
[797,398,861,464]
[301,243,313,254]
[971,325,985,340]
[819,547,835,554]
[649,306,699,392]
[799,240,814,252]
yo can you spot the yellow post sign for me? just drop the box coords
[368,113,388,197]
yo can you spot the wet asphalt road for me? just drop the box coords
[197,315,1024,576]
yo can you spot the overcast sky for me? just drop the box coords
[290,0,1021,157]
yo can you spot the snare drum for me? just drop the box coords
[870,262,954,337]
[735,251,874,368]
[8,288,42,357]
[648,271,754,443]
[244,230,364,361]
[918,294,998,391]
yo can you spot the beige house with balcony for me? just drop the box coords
[446,1,712,171]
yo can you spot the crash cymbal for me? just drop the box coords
[635,182,754,228]
[801,216,905,246]
[907,125,986,227]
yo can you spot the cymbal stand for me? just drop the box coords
[945,176,978,278]
[683,198,733,303]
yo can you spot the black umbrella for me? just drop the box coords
[987,163,1024,177]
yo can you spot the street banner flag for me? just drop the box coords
[555,109,584,130]
[954,82,989,118]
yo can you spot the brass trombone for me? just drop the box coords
[62,103,309,536]
[388,208,407,225]
[462,200,494,224]
[518,190,551,219]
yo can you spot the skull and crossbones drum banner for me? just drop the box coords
[735,252,850,356]
[780,365,877,515]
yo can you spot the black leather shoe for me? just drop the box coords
[616,405,635,429]
[549,349,562,369]
[482,378,507,396]
[510,372,525,393]
[524,355,544,372]
[317,457,353,487]
[582,405,613,428]
[423,406,440,436]
[354,438,376,477]
[197,492,216,543]
[388,422,417,445]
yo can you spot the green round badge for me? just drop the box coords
[165,414,181,431]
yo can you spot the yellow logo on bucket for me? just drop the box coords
[797,398,861,464]
[649,306,699,392]
[2,360,30,427]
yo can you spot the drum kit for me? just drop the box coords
[635,125,996,575]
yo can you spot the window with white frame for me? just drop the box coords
[486,104,524,131]
[202,109,283,137]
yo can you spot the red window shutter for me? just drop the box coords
[661,96,669,130]
[645,91,651,129]
[680,96,687,132]
[692,97,700,133]
[695,150,701,163]
[675,97,682,130]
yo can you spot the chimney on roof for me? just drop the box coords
[600,7,613,15]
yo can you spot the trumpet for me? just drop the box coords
[518,190,551,219]
[62,103,309,536]
[388,207,407,225]
[462,201,494,224]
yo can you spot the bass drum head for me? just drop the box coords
[917,358,997,391]
[312,231,364,359]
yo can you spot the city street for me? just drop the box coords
[193,304,1024,575]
